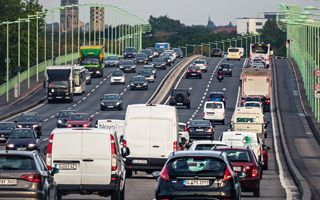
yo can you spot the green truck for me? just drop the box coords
[79,46,105,77]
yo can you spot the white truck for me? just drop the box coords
[241,68,271,111]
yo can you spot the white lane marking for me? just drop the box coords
[44,119,48,122]
[95,85,99,89]
[73,104,77,107]
[82,97,86,100]
[78,100,82,104]
[87,93,91,96]
[90,115,94,118]
[127,85,130,88]
[42,138,49,141]
[100,81,103,85]
[67,107,72,110]
[50,115,55,119]
[298,113,305,117]
[293,90,298,96]
[92,89,95,92]
[120,92,124,96]
[222,88,227,91]
[104,78,107,81]
[306,132,313,135]
[95,111,100,115]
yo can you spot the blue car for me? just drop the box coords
[208,92,226,106]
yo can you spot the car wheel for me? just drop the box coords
[187,103,190,109]
[48,99,52,104]
[126,169,133,178]
[253,186,260,197]
[118,105,123,111]
[186,75,189,79]
[111,189,121,200]
[57,193,62,200]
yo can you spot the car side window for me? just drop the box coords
[36,155,47,171]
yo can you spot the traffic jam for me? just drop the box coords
[0,42,273,200]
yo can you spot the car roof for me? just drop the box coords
[170,150,225,158]
[14,128,33,131]
[191,140,227,145]
[0,150,38,156]
[215,146,251,151]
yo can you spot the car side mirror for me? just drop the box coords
[179,137,187,146]
[122,147,130,157]
[152,171,160,178]
[50,167,59,176]
[270,50,274,56]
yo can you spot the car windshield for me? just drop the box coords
[132,76,145,82]
[120,60,134,65]
[252,45,268,54]
[139,70,151,75]
[210,93,223,99]
[112,71,123,76]
[154,58,164,62]
[48,80,69,89]
[206,102,223,109]
[141,50,151,55]
[58,111,74,118]
[136,54,147,58]
[223,150,251,162]
[0,155,36,170]
[82,57,99,65]
[173,48,182,53]
[69,114,88,121]
[10,130,35,139]
[107,56,118,60]
[167,157,226,177]
[229,48,239,53]
[178,124,186,132]
[190,120,211,127]
[103,95,120,101]
[212,48,221,52]
[189,65,200,70]
[171,90,188,96]
[17,116,38,122]
[0,123,15,130]
[194,60,205,64]
[245,103,260,107]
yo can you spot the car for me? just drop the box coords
[105,55,120,67]
[227,47,241,61]
[160,54,173,66]
[249,57,266,68]
[215,146,262,197]
[47,128,129,200]
[100,94,123,111]
[163,50,177,60]
[110,70,125,85]
[211,48,223,57]
[188,140,227,150]
[152,57,167,70]
[134,53,149,64]
[6,128,40,151]
[0,122,15,144]
[169,89,191,109]
[243,101,263,113]
[186,65,202,79]
[218,63,233,76]
[138,69,155,82]
[192,59,208,72]
[155,48,165,56]
[251,62,265,69]
[146,47,158,57]
[143,65,157,78]
[140,49,153,60]
[208,92,226,107]
[15,112,42,136]
[123,47,137,59]
[66,113,93,128]
[178,122,190,147]
[172,48,183,58]
[130,75,148,90]
[85,69,91,84]
[119,60,136,73]
[154,151,242,200]
[56,110,76,128]
[187,120,214,141]
[241,96,263,106]
[0,150,59,199]
[203,101,225,124]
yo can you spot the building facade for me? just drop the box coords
[90,7,105,32]
[60,0,79,32]
[236,18,268,35]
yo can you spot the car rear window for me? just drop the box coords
[189,120,211,127]
[229,48,239,53]
[17,116,38,122]
[168,157,226,177]
[206,102,223,109]
[244,103,260,107]
[171,90,187,96]
[70,114,88,121]
[112,71,123,76]
[210,93,223,99]
[0,155,36,170]
[195,144,215,150]
[222,150,251,162]
[194,60,205,64]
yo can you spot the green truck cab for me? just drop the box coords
[79,46,105,77]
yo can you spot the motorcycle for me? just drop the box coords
[217,71,224,82]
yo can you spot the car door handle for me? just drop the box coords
[152,145,160,148]
[82,159,94,162]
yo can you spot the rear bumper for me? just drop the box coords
[126,157,167,171]
[240,178,260,191]
[186,72,201,77]
[57,183,119,195]
[189,133,214,140]
[0,190,45,200]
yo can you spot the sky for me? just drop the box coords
[39,0,318,25]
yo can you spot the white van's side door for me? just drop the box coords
[81,131,112,185]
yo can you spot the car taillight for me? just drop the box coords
[46,133,54,170]
[67,124,72,128]
[160,166,170,181]
[20,174,41,183]
[122,139,127,148]
[251,167,259,177]
[197,70,202,73]
[207,128,213,133]
[173,141,178,152]
[110,134,117,171]
[83,124,88,128]
[223,167,232,181]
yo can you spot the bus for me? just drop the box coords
[249,43,271,67]
[73,65,86,95]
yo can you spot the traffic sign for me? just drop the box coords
[315,69,320,77]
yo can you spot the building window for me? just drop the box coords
[256,22,263,26]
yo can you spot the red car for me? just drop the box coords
[215,146,262,197]
[186,65,202,79]
[67,113,93,128]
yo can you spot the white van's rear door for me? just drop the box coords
[81,130,111,185]
[52,130,82,185]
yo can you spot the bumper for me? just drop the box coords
[0,190,45,199]
[240,178,260,191]
[111,79,125,84]
[189,133,214,140]
[146,77,155,82]
[126,157,167,171]
[57,183,118,196]
[204,115,225,121]
[131,85,147,90]
[186,73,201,77]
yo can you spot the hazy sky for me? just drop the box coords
[39,0,317,25]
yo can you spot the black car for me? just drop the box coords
[124,47,137,59]
[218,63,233,76]
[119,60,136,73]
[6,128,40,151]
[173,48,183,58]
[130,75,148,90]
[152,58,167,70]
[186,65,202,79]
[187,120,214,140]
[56,110,76,128]
[169,89,191,109]
[160,55,172,66]
[15,112,42,136]
[138,69,155,82]
[0,122,15,144]
[211,48,223,57]
[154,151,242,200]
[143,65,157,78]
[0,150,59,199]
[105,56,120,67]
[140,49,153,60]
[100,94,123,111]
[134,53,149,64]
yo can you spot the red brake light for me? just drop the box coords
[110,134,117,171]
[20,174,41,183]
[173,141,178,152]
[83,124,89,128]
[122,139,127,148]
[251,167,259,177]
[223,167,232,181]
[67,124,72,128]
[160,166,170,181]
[46,133,54,170]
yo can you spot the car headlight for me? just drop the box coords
[101,102,105,105]
[28,143,36,148]
[57,120,63,124]
[116,102,120,106]
[120,66,124,68]
[96,71,100,74]
[16,125,22,128]
[131,66,136,68]
[130,83,134,86]
[7,144,14,148]
[32,124,38,128]
[143,82,147,85]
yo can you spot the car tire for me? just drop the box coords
[126,169,133,178]
[48,99,52,104]
[230,73,233,77]
[57,193,62,200]
[118,106,123,111]
[253,186,260,197]
[186,75,189,79]
[111,188,122,200]
[187,103,190,109]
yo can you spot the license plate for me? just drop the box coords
[132,159,148,164]
[177,103,183,105]
[183,179,210,186]
[17,147,26,151]
[196,129,204,132]
[136,85,141,88]
[107,106,114,108]
[58,163,77,170]
[233,166,242,172]
[191,73,197,75]
[0,179,17,185]
[56,96,62,99]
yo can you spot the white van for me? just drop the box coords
[203,101,225,124]
[46,128,129,199]
[124,104,179,177]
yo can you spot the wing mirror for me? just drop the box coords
[50,166,60,176]
[122,147,130,157]
[152,171,160,178]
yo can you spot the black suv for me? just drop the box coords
[15,112,42,136]
[218,63,233,76]
[123,47,137,59]
[169,89,191,109]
